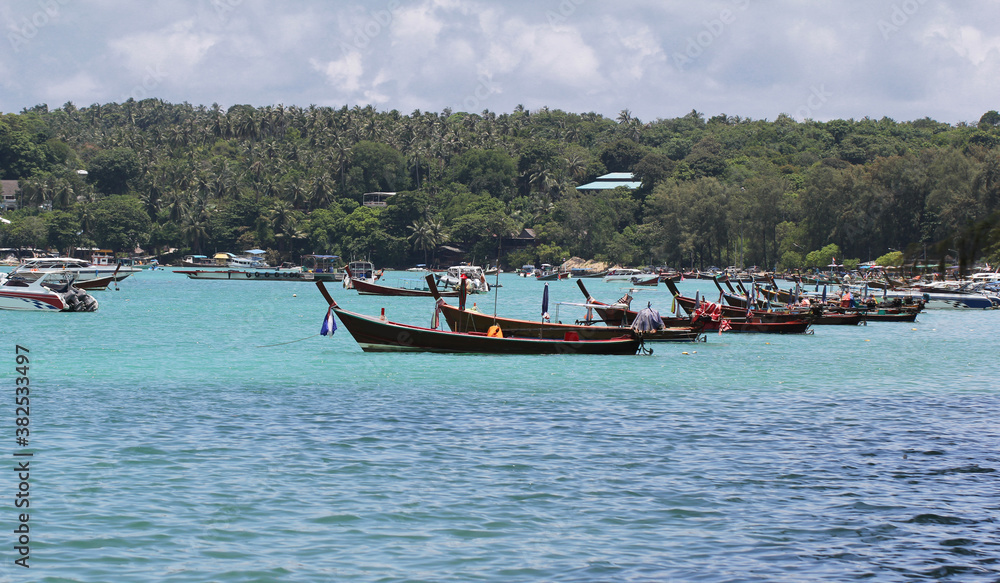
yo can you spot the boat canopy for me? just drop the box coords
[631,304,665,332]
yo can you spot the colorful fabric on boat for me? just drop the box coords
[631,303,665,332]
[693,301,723,322]
[320,306,337,336]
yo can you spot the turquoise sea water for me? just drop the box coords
[1,269,998,582]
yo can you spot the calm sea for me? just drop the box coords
[1,269,997,582]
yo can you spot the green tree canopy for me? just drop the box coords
[88,195,152,251]
[87,147,141,195]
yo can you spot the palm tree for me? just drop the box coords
[407,220,432,265]
[159,191,190,224]
[310,174,333,210]
[565,153,588,182]
[269,200,299,252]
[332,137,352,192]
[408,218,448,266]
[286,181,308,210]
[181,212,209,253]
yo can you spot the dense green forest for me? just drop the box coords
[3,99,1000,271]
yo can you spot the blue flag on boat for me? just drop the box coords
[821,285,827,303]
[541,283,550,320]
[320,306,337,336]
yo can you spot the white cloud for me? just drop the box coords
[2,0,1000,123]
[41,71,102,105]
[925,24,1000,66]
[108,19,216,75]
[614,24,668,83]
[390,4,444,50]
[311,52,364,93]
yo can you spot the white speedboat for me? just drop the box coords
[603,268,645,282]
[880,288,998,309]
[10,257,138,283]
[0,272,99,312]
[436,265,490,293]
[227,250,272,269]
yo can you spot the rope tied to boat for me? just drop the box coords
[255,333,322,348]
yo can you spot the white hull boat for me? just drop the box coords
[10,257,137,283]
[0,273,99,312]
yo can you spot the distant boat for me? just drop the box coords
[436,265,490,293]
[301,255,345,282]
[10,257,137,283]
[349,274,461,297]
[534,263,570,281]
[342,261,380,289]
[174,270,319,281]
[603,268,645,282]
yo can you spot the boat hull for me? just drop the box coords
[334,308,642,354]
[0,291,67,311]
[175,270,334,282]
[353,278,460,297]
[439,303,703,342]
[0,275,98,312]
[861,310,919,322]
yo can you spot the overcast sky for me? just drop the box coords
[2,0,998,124]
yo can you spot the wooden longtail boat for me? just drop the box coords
[858,310,918,322]
[315,282,643,354]
[665,279,860,326]
[349,275,461,297]
[428,280,703,342]
[578,279,812,334]
[438,303,703,341]
[629,275,660,286]
[574,280,691,327]
[699,318,812,333]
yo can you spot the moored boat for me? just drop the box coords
[315,282,642,355]
[174,270,318,281]
[579,279,811,333]
[436,265,490,293]
[535,264,570,281]
[342,261,381,289]
[629,274,659,286]
[0,272,99,312]
[10,256,137,283]
[603,268,646,282]
[181,254,219,268]
[427,278,703,342]
[300,255,345,282]
[349,273,461,297]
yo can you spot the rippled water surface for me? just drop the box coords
[1,270,998,582]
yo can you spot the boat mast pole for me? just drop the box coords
[493,236,501,323]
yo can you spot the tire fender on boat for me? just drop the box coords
[253,272,259,278]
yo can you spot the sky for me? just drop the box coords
[2,0,999,124]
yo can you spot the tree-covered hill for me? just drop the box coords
[2,99,999,270]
